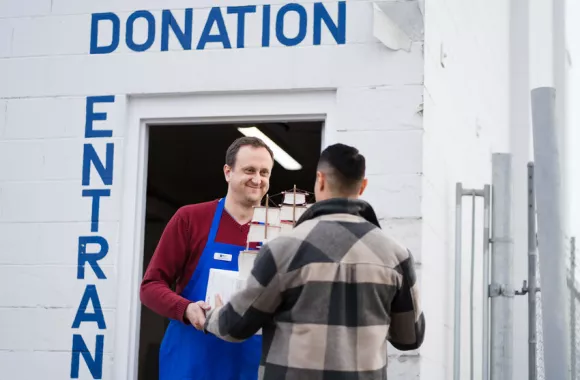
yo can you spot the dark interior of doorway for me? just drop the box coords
[138,121,323,379]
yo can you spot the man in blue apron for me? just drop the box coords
[140,136,275,380]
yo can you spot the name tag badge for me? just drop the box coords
[214,252,232,262]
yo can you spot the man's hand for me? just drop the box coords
[185,301,211,330]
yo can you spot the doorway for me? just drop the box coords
[137,121,323,379]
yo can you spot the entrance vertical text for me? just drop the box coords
[71,96,116,379]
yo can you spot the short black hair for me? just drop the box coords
[317,143,366,195]
[225,136,274,168]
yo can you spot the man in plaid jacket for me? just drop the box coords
[203,143,425,380]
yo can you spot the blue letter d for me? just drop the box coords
[90,13,120,55]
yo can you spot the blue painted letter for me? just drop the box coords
[262,5,271,47]
[78,236,109,280]
[82,189,111,233]
[126,10,156,52]
[90,13,120,55]
[197,7,231,49]
[276,4,307,47]
[227,6,256,48]
[72,285,107,329]
[314,2,346,45]
[161,9,193,51]
[71,334,104,379]
[85,96,115,139]
[82,143,114,187]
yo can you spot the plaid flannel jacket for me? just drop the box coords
[204,198,425,380]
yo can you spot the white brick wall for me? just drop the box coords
[0,221,119,266]
[4,98,86,139]
[0,0,51,18]
[0,351,114,380]
[11,15,91,57]
[0,101,6,138]
[568,0,580,247]
[0,21,12,57]
[0,44,423,98]
[421,1,516,380]
[0,1,427,379]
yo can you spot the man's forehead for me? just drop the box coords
[235,146,273,166]
[238,145,266,154]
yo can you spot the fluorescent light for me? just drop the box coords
[237,127,303,171]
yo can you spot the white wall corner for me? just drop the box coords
[372,1,425,52]
[417,0,425,17]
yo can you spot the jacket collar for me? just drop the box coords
[295,198,381,228]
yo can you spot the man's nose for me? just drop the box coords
[251,175,261,184]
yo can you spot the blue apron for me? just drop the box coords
[159,198,262,380]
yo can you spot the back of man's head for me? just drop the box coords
[314,143,368,201]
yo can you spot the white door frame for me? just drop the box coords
[112,89,338,380]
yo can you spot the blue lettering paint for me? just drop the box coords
[71,334,104,379]
[82,189,110,233]
[161,9,193,51]
[262,5,271,47]
[72,285,107,329]
[197,7,231,49]
[85,96,114,139]
[126,10,156,52]
[227,6,256,48]
[276,4,307,47]
[90,13,120,55]
[82,143,114,187]
[78,236,109,280]
[73,96,115,379]
[314,1,346,45]
[88,3,347,54]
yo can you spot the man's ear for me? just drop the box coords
[224,164,232,182]
[359,178,368,196]
[316,171,325,191]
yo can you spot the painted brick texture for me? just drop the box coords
[420,1,512,380]
[0,1,426,379]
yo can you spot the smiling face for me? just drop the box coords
[224,145,274,207]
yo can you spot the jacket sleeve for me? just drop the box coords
[140,208,194,324]
[388,249,425,350]
[204,244,282,342]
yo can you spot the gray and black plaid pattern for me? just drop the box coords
[205,199,425,380]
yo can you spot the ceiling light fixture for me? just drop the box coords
[237,126,303,171]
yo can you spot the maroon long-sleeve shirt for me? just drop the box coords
[140,199,250,323]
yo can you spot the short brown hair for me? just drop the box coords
[225,136,274,167]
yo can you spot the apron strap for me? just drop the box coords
[207,198,225,244]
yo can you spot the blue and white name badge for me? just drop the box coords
[214,252,232,262]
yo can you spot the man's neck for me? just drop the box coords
[224,196,257,225]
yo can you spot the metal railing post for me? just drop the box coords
[454,184,490,380]
[531,87,570,380]
[482,184,491,380]
[489,153,514,380]
[454,183,463,380]
[528,163,538,380]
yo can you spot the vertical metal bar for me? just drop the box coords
[571,237,576,380]
[531,87,570,380]
[490,153,514,380]
[482,184,491,380]
[470,191,476,380]
[454,182,463,380]
[528,163,537,380]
